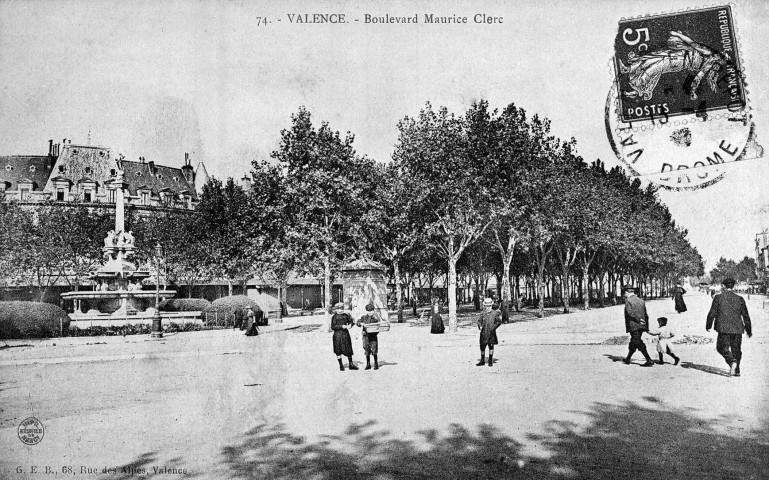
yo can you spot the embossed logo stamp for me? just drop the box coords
[614,6,745,123]
[18,417,45,445]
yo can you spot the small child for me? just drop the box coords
[648,317,680,365]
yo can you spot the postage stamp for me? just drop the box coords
[614,6,746,123]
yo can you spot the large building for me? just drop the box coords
[0,139,208,210]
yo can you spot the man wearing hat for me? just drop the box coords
[477,297,504,367]
[331,302,358,371]
[622,285,654,367]
[356,303,381,370]
[706,277,752,376]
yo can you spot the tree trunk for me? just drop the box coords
[323,255,332,312]
[228,279,233,297]
[394,260,404,323]
[448,258,459,332]
[537,262,546,318]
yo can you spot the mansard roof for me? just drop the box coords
[120,160,197,199]
[0,156,53,191]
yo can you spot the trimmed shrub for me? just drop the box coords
[203,295,264,328]
[0,301,71,339]
[159,298,211,313]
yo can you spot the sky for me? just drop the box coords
[1,0,767,271]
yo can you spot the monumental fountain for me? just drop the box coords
[61,171,176,328]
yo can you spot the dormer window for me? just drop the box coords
[110,169,116,176]
[83,190,92,202]
[157,174,163,180]
[85,167,92,175]
[56,189,65,201]
[108,189,116,203]
[58,165,66,173]
[140,191,150,205]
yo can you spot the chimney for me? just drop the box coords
[48,139,53,156]
[181,152,194,183]
[148,161,155,174]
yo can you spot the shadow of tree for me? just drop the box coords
[218,402,769,479]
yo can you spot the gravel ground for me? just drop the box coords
[1,293,767,479]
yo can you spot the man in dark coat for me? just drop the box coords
[622,285,655,367]
[331,302,358,371]
[356,303,381,370]
[672,283,688,313]
[706,278,752,377]
[477,298,503,367]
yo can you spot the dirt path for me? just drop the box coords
[2,293,767,479]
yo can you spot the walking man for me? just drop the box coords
[477,298,503,367]
[622,284,655,367]
[706,278,752,377]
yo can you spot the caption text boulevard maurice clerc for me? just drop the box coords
[284,13,504,24]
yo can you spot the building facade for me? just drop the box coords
[1,139,207,209]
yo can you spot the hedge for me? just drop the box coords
[203,295,265,328]
[159,298,212,313]
[0,301,71,339]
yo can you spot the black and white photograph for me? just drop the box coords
[1,1,767,478]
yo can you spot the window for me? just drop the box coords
[141,191,149,205]
[29,165,36,173]
[157,174,163,180]
[56,189,65,201]
[110,169,116,176]
[58,165,66,173]
[135,171,143,177]
[20,188,30,201]
[84,167,92,175]
[83,190,92,202]
[108,189,116,203]
[5,165,12,172]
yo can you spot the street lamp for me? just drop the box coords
[151,242,163,338]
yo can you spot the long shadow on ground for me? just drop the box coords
[217,401,769,479]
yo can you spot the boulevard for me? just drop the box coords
[2,292,767,479]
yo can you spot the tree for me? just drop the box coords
[271,107,377,312]
[394,103,494,331]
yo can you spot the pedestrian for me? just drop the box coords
[245,306,259,336]
[430,302,445,334]
[706,278,752,377]
[331,302,358,371]
[647,317,680,365]
[622,284,655,367]
[476,297,503,367]
[356,303,381,370]
[672,282,688,313]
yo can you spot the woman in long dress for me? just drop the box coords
[331,302,358,371]
[430,302,445,334]
[672,283,687,313]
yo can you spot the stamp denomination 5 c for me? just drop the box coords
[614,6,745,123]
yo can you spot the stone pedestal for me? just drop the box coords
[341,259,389,322]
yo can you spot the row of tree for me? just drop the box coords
[707,256,758,285]
[0,101,704,331]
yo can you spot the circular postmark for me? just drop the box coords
[605,84,756,191]
[18,417,45,445]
